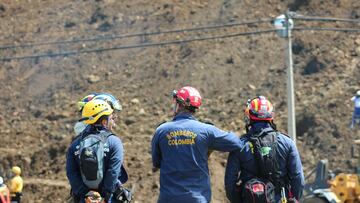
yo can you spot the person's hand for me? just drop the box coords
[114,186,132,203]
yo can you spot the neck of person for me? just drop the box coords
[175,105,195,116]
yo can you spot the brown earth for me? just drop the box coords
[0,0,360,202]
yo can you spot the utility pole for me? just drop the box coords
[274,13,297,144]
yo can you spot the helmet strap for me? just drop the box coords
[173,102,179,116]
[269,120,277,131]
[105,116,111,130]
[245,123,251,133]
[105,115,116,131]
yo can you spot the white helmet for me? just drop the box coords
[0,176,3,185]
[357,90,360,96]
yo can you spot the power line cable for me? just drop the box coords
[292,15,360,23]
[0,14,191,40]
[0,29,277,61]
[293,27,360,32]
[3,15,359,50]
[0,8,269,41]
[0,17,244,40]
[2,26,360,61]
[0,18,273,50]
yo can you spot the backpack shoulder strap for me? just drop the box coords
[96,131,114,143]
[250,127,275,138]
[80,131,113,147]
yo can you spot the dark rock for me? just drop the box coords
[45,112,70,121]
[124,117,136,125]
[161,69,169,78]
[64,22,76,28]
[180,45,192,59]
[161,11,175,23]
[302,57,325,75]
[296,113,316,137]
[292,40,304,55]
[328,102,337,108]
[97,21,112,32]
[226,57,234,64]
[89,8,108,24]
[0,4,5,13]
[288,0,310,12]
[33,110,42,118]
[351,10,359,19]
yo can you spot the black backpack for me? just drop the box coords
[79,130,112,189]
[242,127,282,203]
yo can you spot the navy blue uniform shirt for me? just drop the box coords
[225,122,305,202]
[66,125,127,202]
[352,96,360,116]
[152,112,242,203]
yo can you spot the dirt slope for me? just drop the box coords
[0,0,360,202]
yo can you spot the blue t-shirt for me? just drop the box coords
[152,112,242,203]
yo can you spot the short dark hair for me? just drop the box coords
[184,105,197,113]
[94,115,109,125]
[178,103,197,113]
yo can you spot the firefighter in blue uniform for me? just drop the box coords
[66,99,131,203]
[151,86,242,203]
[225,96,305,203]
[350,90,360,129]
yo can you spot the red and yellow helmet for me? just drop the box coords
[172,86,202,108]
[245,96,274,121]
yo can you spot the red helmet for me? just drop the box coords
[173,86,202,108]
[245,96,274,121]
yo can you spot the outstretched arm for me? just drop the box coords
[208,126,242,152]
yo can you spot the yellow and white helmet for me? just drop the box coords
[81,99,113,125]
[77,93,122,112]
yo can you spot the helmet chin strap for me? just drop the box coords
[173,103,179,116]
[245,124,251,133]
[103,116,115,131]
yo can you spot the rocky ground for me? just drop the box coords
[0,0,360,202]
